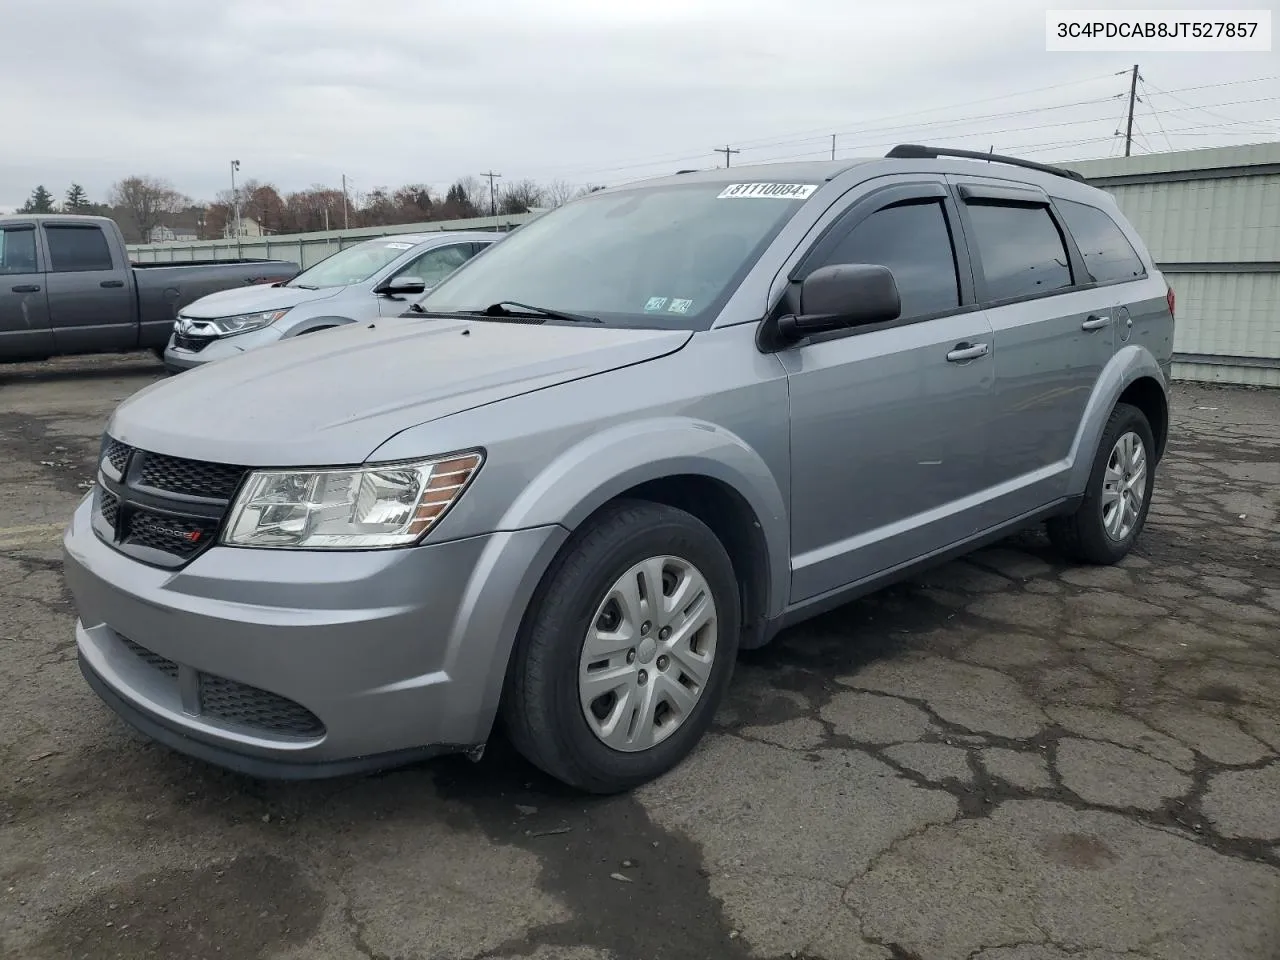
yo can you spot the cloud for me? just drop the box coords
[1,0,1276,210]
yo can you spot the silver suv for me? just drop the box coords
[163,231,499,372]
[63,146,1174,794]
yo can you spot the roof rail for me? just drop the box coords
[885,144,1086,182]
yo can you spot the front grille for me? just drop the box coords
[98,489,119,529]
[172,333,211,353]
[137,453,246,501]
[93,435,248,567]
[199,674,325,737]
[104,439,131,474]
[119,636,179,680]
[123,509,217,557]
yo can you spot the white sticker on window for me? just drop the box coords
[384,241,413,249]
[716,183,818,200]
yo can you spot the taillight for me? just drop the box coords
[1166,285,1175,318]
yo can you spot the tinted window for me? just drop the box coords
[966,203,1073,301]
[1057,199,1144,284]
[45,225,114,272]
[399,244,472,287]
[0,226,38,275]
[815,200,960,319]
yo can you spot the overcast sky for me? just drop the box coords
[2,0,1278,211]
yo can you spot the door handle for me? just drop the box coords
[1081,314,1112,330]
[946,342,989,362]
[11,284,40,293]
[100,279,125,288]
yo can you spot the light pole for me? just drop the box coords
[230,160,241,238]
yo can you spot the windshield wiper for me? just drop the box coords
[479,301,602,324]
[289,283,319,290]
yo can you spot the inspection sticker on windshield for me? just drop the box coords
[717,183,818,200]
[384,241,413,249]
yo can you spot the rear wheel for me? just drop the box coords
[502,500,740,793]
[1047,402,1156,565]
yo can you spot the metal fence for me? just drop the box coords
[1070,143,1280,388]
[128,212,536,270]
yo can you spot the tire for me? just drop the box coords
[501,499,741,794]
[1047,402,1156,565]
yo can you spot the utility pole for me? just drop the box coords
[1124,64,1140,157]
[230,160,240,239]
[481,171,502,218]
[341,174,350,230]
[831,134,836,160]
[715,145,740,168]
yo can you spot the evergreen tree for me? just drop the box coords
[18,185,55,213]
[65,183,91,212]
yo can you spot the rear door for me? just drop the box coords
[42,222,136,353]
[949,178,1119,524]
[0,222,54,359]
[780,179,996,601]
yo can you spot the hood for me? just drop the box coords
[109,318,693,465]
[178,283,344,319]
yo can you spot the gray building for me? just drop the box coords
[1069,142,1280,388]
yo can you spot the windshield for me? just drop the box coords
[419,181,817,328]
[287,238,418,289]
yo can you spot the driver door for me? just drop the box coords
[779,180,996,602]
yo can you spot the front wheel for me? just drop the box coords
[502,500,740,793]
[1047,402,1156,565]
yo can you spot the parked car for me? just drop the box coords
[63,145,1174,794]
[0,214,298,363]
[162,232,500,372]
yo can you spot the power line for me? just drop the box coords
[1140,79,1175,152]
[715,145,740,167]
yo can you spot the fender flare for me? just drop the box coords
[1067,344,1169,493]
[497,416,791,619]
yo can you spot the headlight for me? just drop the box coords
[203,309,291,337]
[222,451,483,549]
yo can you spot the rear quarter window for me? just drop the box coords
[1056,198,1145,284]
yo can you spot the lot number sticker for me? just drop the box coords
[717,183,818,200]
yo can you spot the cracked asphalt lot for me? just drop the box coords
[2,353,1278,960]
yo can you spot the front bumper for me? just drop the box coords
[163,326,285,372]
[62,494,567,777]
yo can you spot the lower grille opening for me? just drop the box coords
[118,635,325,740]
[120,635,179,680]
[199,675,325,738]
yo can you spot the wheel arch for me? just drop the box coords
[495,417,789,642]
[1068,346,1170,493]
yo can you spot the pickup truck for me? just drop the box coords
[0,214,298,363]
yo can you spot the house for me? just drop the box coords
[149,225,199,243]
[224,217,264,239]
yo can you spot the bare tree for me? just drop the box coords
[544,179,577,208]
[498,179,546,215]
[109,176,188,243]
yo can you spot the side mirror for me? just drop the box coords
[777,263,901,342]
[377,275,426,296]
